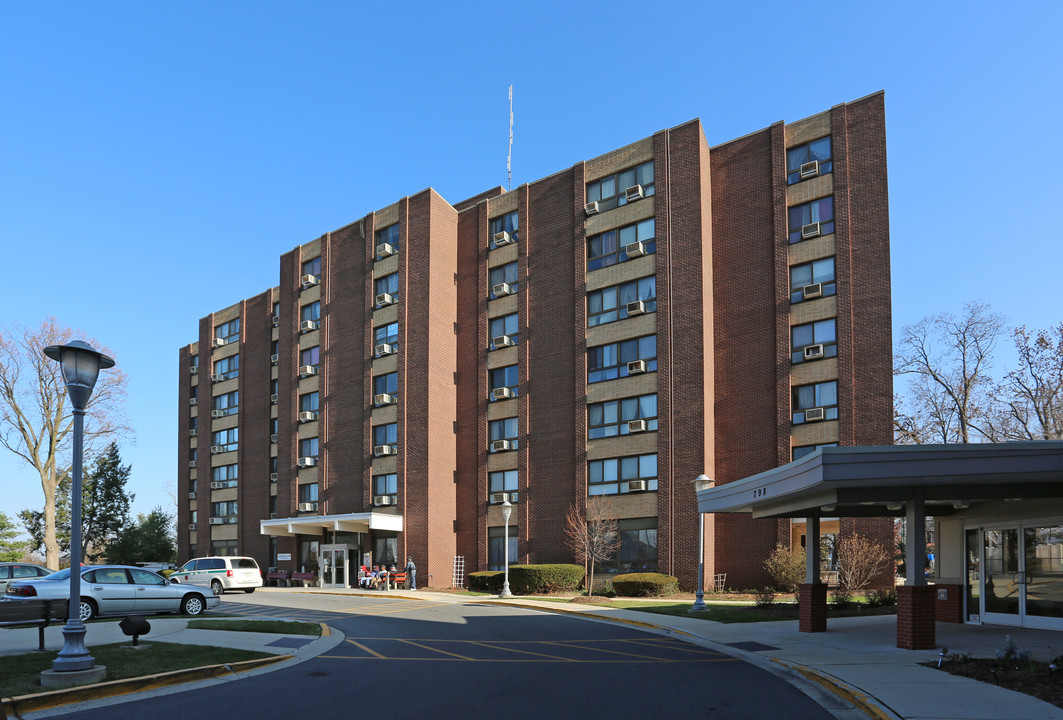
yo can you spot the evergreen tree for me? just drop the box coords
[109,506,176,565]
[81,442,134,562]
[0,511,31,562]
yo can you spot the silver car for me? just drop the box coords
[3,565,220,621]
[0,562,53,594]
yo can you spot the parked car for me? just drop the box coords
[169,556,263,595]
[0,563,53,593]
[3,565,219,621]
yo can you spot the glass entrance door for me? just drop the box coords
[982,528,1021,626]
[320,545,348,588]
[979,523,1063,630]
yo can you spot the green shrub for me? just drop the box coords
[612,572,679,597]
[763,544,805,593]
[467,571,504,593]
[508,564,584,594]
[754,587,776,607]
[590,580,615,598]
[866,588,898,607]
[831,587,853,607]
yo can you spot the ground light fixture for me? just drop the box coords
[500,499,513,598]
[44,340,115,673]
[690,474,714,612]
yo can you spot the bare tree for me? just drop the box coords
[564,498,620,596]
[894,301,1005,444]
[0,318,129,569]
[837,534,892,595]
[984,324,1063,441]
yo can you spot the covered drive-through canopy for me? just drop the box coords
[260,511,403,537]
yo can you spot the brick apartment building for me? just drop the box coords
[177,92,893,591]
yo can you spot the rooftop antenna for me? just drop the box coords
[507,84,513,191]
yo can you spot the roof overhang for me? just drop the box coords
[259,512,404,537]
[697,442,1063,519]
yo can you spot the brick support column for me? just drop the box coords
[798,583,828,632]
[933,583,963,623]
[897,585,937,649]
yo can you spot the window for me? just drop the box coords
[212,464,238,488]
[373,423,397,449]
[595,518,658,574]
[190,386,198,400]
[792,381,839,424]
[272,302,279,320]
[189,416,198,431]
[587,218,656,271]
[270,457,278,477]
[373,373,397,397]
[374,322,399,348]
[375,224,400,256]
[302,256,321,278]
[301,302,321,323]
[793,442,838,461]
[212,390,238,416]
[375,536,397,566]
[190,355,199,371]
[788,197,835,243]
[586,160,654,213]
[299,437,319,458]
[270,379,278,397]
[189,448,197,463]
[489,365,519,399]
[214,319,240,345]
[489,262,519,299]
[300,392,319,413]
[489,313,518,350]
[588,335,657,384]
[210,500,238,523]
[374,473,397,500]
[588,454,657,496]
[213,354,239,381]
[787,137,832,185]
[588,394,657,438]
[489,211,519,249]
[488,525,518,571]
[489,418,518,451]
[588,276,656,327]
[489,470,518,503]
[271,340,278,356]
[790,257,836,304]
[301,346,320,368]
[298,483,319,505]
[270,417,278,435]
[212,428,238,453]
[375,273,399,298]
[791,319,837,363]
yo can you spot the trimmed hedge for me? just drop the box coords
[509,564,584,594]
[611,572,679,597]
[467,571,504,593]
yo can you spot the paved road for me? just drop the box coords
[60,594,834,720]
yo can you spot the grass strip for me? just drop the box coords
[186,619,321,635]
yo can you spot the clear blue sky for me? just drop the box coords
[2,2,1061,527]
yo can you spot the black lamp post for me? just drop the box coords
[690,474,714,612]
[44,340,114,673]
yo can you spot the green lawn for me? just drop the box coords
[186,619,321,635]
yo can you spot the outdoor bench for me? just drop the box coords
[290,571,317,587]
[0,598,69,651]
[266,570,290,587]
[385,572,407,590]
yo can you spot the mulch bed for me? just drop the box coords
[929,656,1063,709]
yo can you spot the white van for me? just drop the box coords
[170,556,262,595]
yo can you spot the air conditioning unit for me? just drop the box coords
[802,283,824,300]
[804,407,826,422]
[624,184,644,202]
[269,512,278,519]
[491,439,512,452]
[623,480,648,493]
[297,456,317,468]
[210,445,225,454]
[489,492,510,504]
[584,201,600,216]
[491,387,513,401]
[801,222,821,240]
[188,523,196,531]
[627,419,647,433]
[373,495,395,506]
[301,274,320,288]
[799,160,820,179]
[492,283,512,297]
[210,481,225,490]
[374,444,397,457]
[803,344,825,360]
[270,472,278,482]
[190,365,199,374]
[189,397,198,406]
[272,316,279,327]
[625,241,645,258]
[270,434,278,443]
[299,365,318,377]
[210,409,226,419]
[188,429,197,438]
[492,335,514,348]
[626,300,646,316]
[297,502,317,512]
[188,491,196,499]
[188,461,197,469]
[208,517,224,525]
[493,231,513,246]
[299,320,319,333]
[298,411,318,422]
[211,337,228,348]
[211,373,225,383]
[270,354,279,364]
[628,359,647,374]
[376,242,396,258]
[375,293,395,307]
[374,393,396,406]
[374,343,394,357]
[270,393,278,404]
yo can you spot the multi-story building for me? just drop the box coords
[178,92,893,591]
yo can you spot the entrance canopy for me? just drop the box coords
[696,442,1063,519]
[260,511,403,537]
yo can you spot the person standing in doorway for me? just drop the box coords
[404,556,417,590]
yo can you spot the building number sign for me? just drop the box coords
[752,487,768,498]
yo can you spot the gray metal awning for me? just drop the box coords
[259,511,403,537]
[696,441,1063,519]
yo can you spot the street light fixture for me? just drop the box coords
[44,340,114,673]
[690,474,714,613]
[500,499,513,598]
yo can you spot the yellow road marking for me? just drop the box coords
[344,639,386,658]
[544,640,677,661]
[395,638,475,660]
[467,640,578,662]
